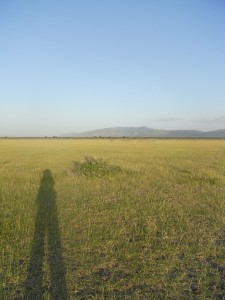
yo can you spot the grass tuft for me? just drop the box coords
[71,155,123,177]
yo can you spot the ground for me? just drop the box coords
[1,138,225,299]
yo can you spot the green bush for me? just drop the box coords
[72,155,123,177]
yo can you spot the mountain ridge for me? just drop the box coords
[62,127,225,138]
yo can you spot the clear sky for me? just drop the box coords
[0,0,225,136]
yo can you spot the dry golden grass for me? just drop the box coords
[1,138,225,299]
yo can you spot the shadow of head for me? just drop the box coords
[43,169,53,179]
[40,169,54,186]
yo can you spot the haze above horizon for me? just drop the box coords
[1,0,225,136]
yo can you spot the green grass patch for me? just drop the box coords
[71,155,124,177]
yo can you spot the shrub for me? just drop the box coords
[72,155,123,177]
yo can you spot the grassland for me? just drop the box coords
[1,138,225,299]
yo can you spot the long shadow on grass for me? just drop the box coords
[23,169,67,300]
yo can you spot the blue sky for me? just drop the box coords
[0,0,225,136]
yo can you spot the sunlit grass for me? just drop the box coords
[1,138,225,299]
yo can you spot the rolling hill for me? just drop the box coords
[62,127,225,138]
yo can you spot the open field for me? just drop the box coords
[1,138,225,299]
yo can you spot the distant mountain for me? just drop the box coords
[62,127,225,138]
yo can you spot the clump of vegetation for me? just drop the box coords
[72,155,123,177]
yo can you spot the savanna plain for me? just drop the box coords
[1,138,225,300]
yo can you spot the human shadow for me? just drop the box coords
[23,169,67,300]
